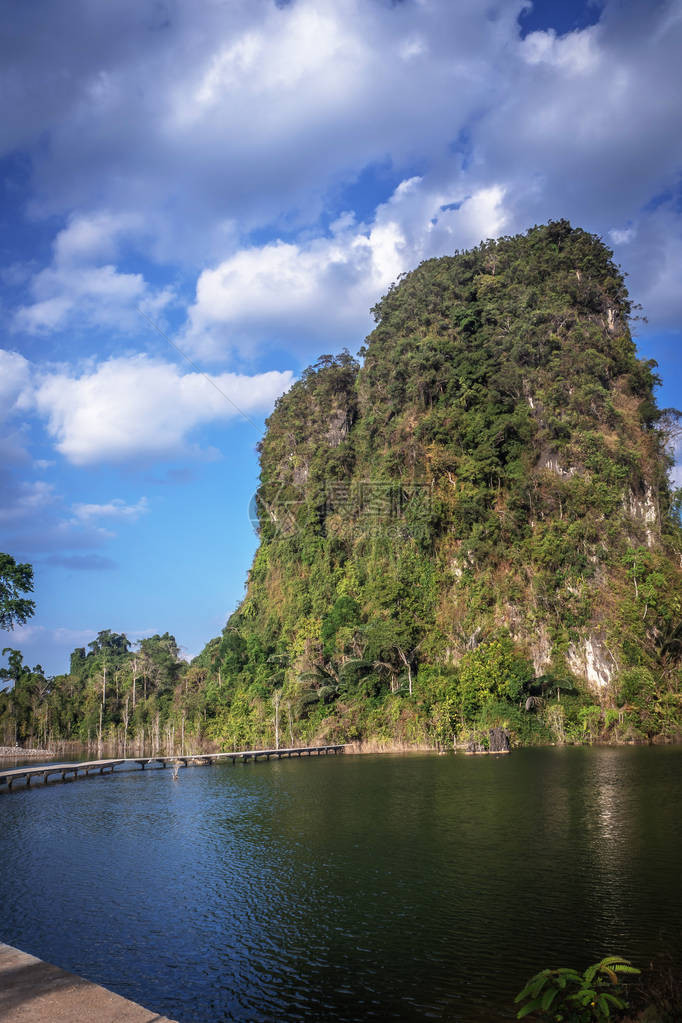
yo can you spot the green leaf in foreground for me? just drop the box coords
[514,956,639,1022]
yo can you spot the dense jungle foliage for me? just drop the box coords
[0,630,194,753]
[2,222,681,754]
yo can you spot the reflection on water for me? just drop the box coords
[0,747,680,1022]
[0,753,84,769]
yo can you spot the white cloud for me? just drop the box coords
[3,0,682,368]
[520,27,600,73]
[2,624,97,648]
[609,228,634,246]
[71,497,149,523]
[0,350,31,421]
[31,354,294,465]
[53,212,140,265]
[0,346,294,466]
[0,480,56,524]
[51,627,100,645]
[184,180,508,358]
[479,10,682,230]
[4,0,522,262]
[13,213,174,336]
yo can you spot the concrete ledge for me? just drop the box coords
[0,943,177,1023]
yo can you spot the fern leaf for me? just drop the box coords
[597,993,611,1017]
[516,999,543,1019]
[541,987,558,1010]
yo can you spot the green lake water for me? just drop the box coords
[0,746,680,1021]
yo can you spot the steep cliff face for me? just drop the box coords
[202,222,682,747]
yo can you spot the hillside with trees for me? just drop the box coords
[2,222,681,753]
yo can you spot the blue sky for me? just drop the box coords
[1,0,681,674]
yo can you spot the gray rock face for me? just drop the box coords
[488,727,510,753]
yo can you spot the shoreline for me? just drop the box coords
[3,733,679,764]
[0,747,54,759]
[339,736,682,755]
[0,941,176,1022]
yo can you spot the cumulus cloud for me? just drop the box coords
[3,0,681,354]
[1,1,681,408]
[184,180,509,358]
[519,25,601,72]
[483,15,682,217]
[31,354,293,465]
[71,497,149,523]
[0,346,294,466]
[14,213,174,336]
[5,0,521,258]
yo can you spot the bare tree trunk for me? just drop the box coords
[122,695,129,757]
[397,648,413,696]
[273,689,282,750]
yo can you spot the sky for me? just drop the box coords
[1,0,681,675]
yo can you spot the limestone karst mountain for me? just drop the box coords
[197,221,681,747]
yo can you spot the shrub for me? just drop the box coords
[515,955,639,1021]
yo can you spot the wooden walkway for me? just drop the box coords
[0,745,345,793]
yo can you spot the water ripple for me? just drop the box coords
[1,748,681,1021]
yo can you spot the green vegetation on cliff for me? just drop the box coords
[197,220,682,750]
[2,222,681,752]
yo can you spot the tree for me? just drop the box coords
[0,554,35,631]
[0,649,50,744]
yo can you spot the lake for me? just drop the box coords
[1,746,681,1021]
